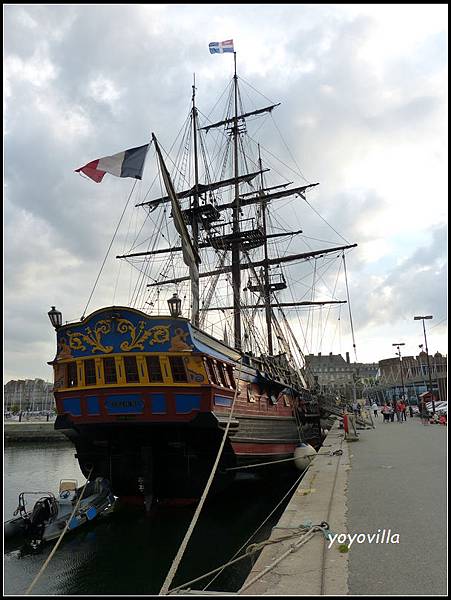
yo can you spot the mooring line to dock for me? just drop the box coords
[167,520,328,595]
[200,469,307,591]
[235,428,345,596]
[225,443,343,472]
[224,454,315,471]
[199,443,343,591]
[159,359,245,596]
[24,467,94,596]
[238,524,330,594]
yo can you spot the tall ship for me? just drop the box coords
[48,47,356,504]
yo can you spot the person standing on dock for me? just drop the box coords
[420,399,429,425]
[371,401,379,418]
[395,400,403,422]
[390,402,395,422]
[400,400,407,421]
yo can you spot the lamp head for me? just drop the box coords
[167,293,182,318]
[48,306,62,330]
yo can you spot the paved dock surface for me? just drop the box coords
[347,416,447,595]
[240,415,447,596]
[240,423,349,595]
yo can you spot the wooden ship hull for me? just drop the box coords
[50,307,322,501]
[48,51,356,506]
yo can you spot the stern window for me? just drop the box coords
[84,359,97,386]
[146,356,163,383]
[217,363,229,388]
[207,359,219,385]
[169,356,188,383]
[103,358,117,384]
[226,365,236,389]
[124,356,140,383]
[67,362,78,387]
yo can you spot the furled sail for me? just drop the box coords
[152,133,200,319]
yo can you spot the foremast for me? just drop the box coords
[191,76,201,328]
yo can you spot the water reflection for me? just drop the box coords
[4,443,300,595]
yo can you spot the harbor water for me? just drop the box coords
[4,441,301,595]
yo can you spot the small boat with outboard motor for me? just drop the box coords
[4,477,117,550]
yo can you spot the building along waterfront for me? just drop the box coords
[377,351,447,404]
[4,379,54,414]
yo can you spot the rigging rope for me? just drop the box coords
[342,253,357,362]
[168,470,305,594]
[81,181,138,320]
[159,358,245,596]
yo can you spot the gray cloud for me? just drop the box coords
[4,4,447,379]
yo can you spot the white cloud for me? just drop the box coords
[88,75,123,111]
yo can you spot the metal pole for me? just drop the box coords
[422,320,435,414]
[392,343,405,420]
[399,353,406,404]
[414,316,435,414]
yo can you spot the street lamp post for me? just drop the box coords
[414,315,435,414]
[392,343,406,409]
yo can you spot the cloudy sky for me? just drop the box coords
[4,4,447,382]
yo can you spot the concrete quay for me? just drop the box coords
[239,415,447,595]
[240,422,349,595]
[4,421,67,442]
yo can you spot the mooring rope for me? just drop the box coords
[198,471,307,592]
[24,467,94,595]
[167,521,327,595]
[225,454,316,471]
[238,524,330,594]
[159,358,245,595]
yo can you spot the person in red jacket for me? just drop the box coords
[399,400,407,421]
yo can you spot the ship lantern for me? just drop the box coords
[48,306,62,330]
[168,293,182,318]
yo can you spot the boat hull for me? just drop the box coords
[4,478,116,551]
[49,308,323,502]
[55,411,320,500]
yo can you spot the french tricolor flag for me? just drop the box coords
[75,144,150,183]
[209,39,234,54]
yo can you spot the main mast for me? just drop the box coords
[231,52,242,350]
[119,63,357,360]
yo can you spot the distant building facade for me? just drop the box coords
[378,351,447,403]
[304,351,379,400]
[4,379,54,413]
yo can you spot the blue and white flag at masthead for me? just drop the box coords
[209,39,234,54]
